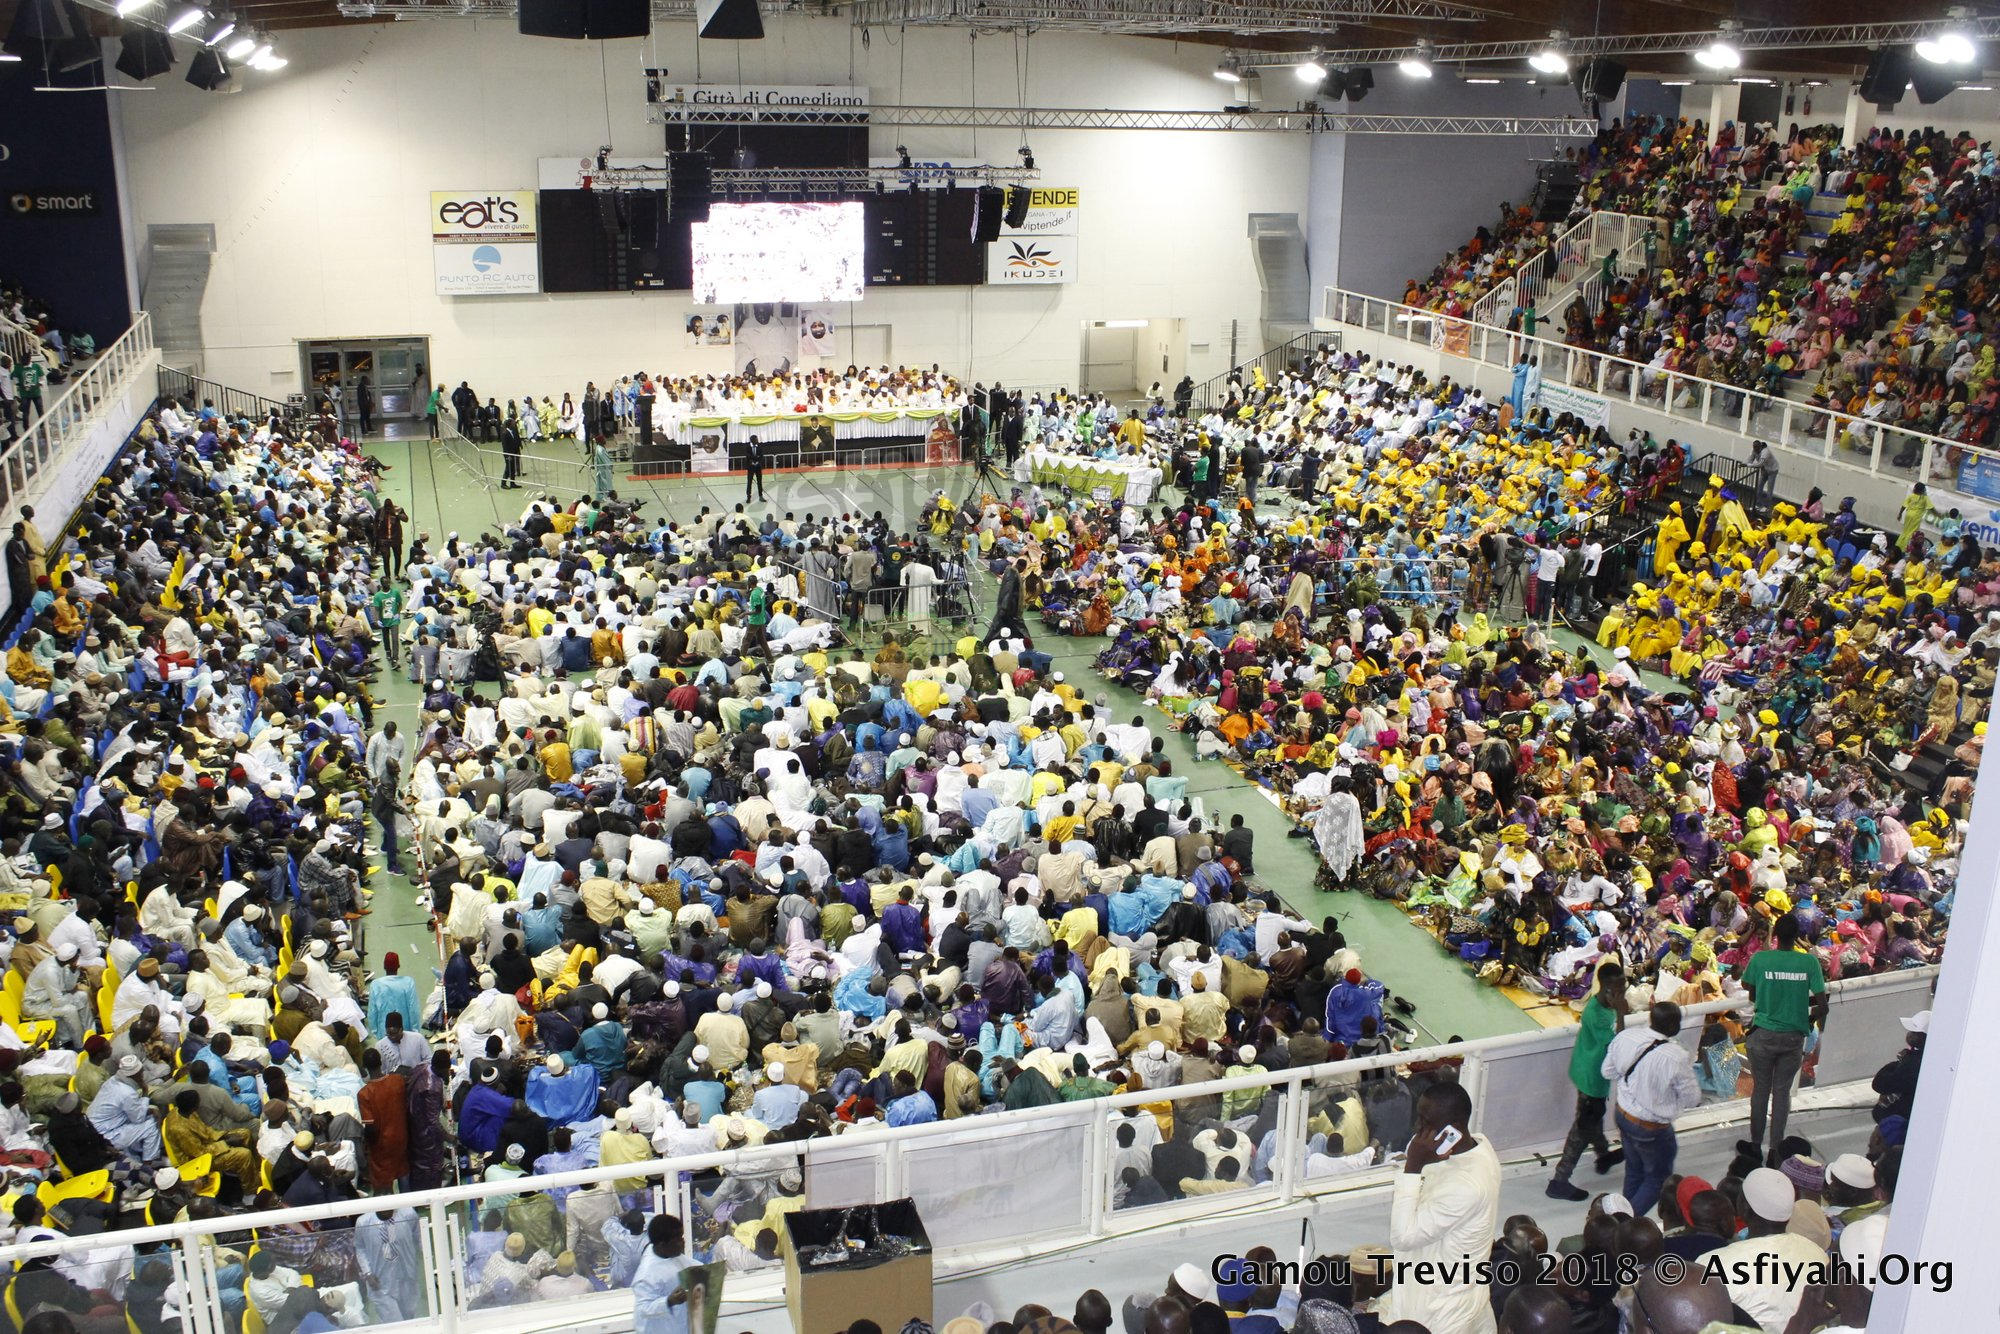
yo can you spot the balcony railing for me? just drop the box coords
[0,312,156,517]
[0,965,1931,1334]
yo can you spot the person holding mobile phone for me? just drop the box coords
[1385,1082,1502,1334]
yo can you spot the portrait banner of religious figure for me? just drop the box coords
[684,309,734,348]
[799,415,837,465]
[690,430,729,473]
[799,307,839,356]
[733,302,800,376]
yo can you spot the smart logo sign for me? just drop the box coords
[430,190,539,296]
[6,189,102,218]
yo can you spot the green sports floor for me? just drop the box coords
[355,437,1671,1042]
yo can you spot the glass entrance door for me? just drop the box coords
[299,337,431,439]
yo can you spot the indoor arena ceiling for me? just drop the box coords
[11,0,1995,82]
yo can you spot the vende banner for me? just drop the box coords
[1002,187,1080,236]
[431,189,539,295]
[986,186,1079,285]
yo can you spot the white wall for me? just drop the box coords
[1769,79,2000,146]
[117,19,1307,398]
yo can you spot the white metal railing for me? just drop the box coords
[0,311,38,370]
[1467,210,1602,328]
[1322,283,1983,500]
[156,366,294,426]
[0,311,156,517]
[0,965,1931,1334]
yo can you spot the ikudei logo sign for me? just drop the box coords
[1004,242,1060,271]
[988,233,1077,284]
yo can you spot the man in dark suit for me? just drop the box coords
[743,435,767,503]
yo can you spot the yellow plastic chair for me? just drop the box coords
[95,967,118,1033]
[38,1169,112,1211]
[0,972,55,1045]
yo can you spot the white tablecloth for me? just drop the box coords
[661,404,961,447]
[1018,448,1163,505]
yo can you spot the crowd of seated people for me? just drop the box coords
[0,382,1475,1331]
[1413,115,2000,470]
[0,280,102,444]
[1403,115,1714,318]
[976,343,1976,1018]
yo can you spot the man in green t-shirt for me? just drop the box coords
[1548,958,1627,1201]
[370,583,406,669]
[1739,914,1828,1165]
[12,358,45,423]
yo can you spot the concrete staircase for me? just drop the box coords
[140,223,216,372]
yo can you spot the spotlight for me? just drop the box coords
[1695,41,1741,70]
[895,145,912,169]
[249,39,271,62]
[1399,40,1433,79]
[115,0,155,14]
[1018,145,1035,170]
[1295,53,1326,84]
[1529,31,1569,75]
[201,11,236,46]
[1916,31,1977,65]
[166,4,203,33]
[225,31,256,59]
[1214,52,1243,84]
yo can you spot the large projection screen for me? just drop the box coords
[690,201,865,304]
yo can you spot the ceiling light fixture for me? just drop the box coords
[1464,76,1502,84]
[250,49,285,70]
[1529,32,1569,76]
[202,12,237,46]
[166,4,204,33]
[1214,52,1243,84]
[1732,76,1774,85]
[114,0,155,14]
[1296,52,1327,84]
[1658,80,1693,87]
[1696,20,1742,71]
[1399,39,1434,79]
[225,30,257,59]
[1917,31,1977,64]
[1695,41,1741,70]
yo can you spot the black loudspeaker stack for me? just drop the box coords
[116,28,175,81]
[1003,187,1032,230]
[519,0,650,40]
[1859,47,1911,108]
[696,0,765,40]
[669,151,713,225]
[1530,162,1580,223]
[1570,57,1626,102]
[972,186,1006,244]
[1341,66,1372,102]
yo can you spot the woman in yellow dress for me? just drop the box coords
[1654,504,1690,575]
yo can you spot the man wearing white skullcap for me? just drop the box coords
[748,1059,808,1130]
[694,992,750,1073]
[1709,1166,1830,1332]
[576,998,627,1081]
